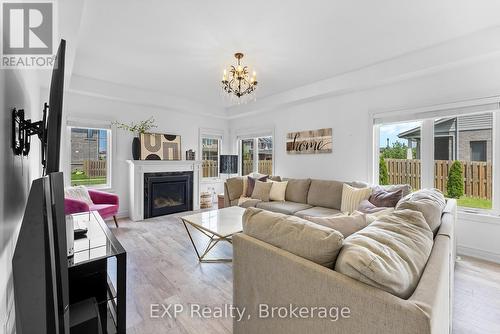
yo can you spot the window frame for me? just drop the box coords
[372,98,500,216]
[66,121,114,190]
[237,133,275,176]
[199,128,224,181]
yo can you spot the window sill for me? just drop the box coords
[458,209,500,225]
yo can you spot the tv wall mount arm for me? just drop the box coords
[12,104,48,162]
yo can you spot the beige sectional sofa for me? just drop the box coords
[229,177,456,334]
[224,177,351,217]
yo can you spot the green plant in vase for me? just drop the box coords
[113,117,157,160]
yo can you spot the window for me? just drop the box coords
[239,136,273,176]
[201,137,220,178]
[433,113,492,209]
[241,139,254,176]
[70,127,111,187]
[378,121,421,190]
[470,141,487,162]
[375,107,495,212]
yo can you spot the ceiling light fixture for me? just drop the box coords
[221,53,257,101]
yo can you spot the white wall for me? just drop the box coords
[63,91,229,217]
[229,55,500,263]
[0,70,41,334]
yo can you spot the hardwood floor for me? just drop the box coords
[453,256,500,333]
[110,214,500,334]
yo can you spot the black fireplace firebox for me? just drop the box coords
[144,171,193,218]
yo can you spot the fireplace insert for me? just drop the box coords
[144,171,193,218]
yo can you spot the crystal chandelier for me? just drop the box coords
[221,53,257,100]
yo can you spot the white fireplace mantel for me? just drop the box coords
[127,160,202,221]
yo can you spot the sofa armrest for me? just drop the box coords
[233,233,433,334]
[408,235,452,334]
[64,198,90,215]
[88,189,119,206]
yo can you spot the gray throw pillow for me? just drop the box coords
[246,175,268,197]
[357,199,391,214]
[251,181,273,202]
[369,188,403,207]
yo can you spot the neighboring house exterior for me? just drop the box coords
[258,136,273,161]
[71,128,100,171]
[398,114,492,162]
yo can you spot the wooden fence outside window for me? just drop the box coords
[384,158,492,199]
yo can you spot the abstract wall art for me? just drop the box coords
[140,133,182,160]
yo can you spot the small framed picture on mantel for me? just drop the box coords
[286,128,332,154]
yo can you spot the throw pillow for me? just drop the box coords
[369,188,403,207]
[335,209,433,299]
[251,180,273,202]
[305,212,369,238]
[243,207,344,268]
[340,184,372,214]
[357,199,391,214]
[268,180,288,201]
[65,186,93,205]
[246,175,268,197]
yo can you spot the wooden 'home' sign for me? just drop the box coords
[286,128,332,154]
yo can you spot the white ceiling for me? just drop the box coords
[72,0,500,109]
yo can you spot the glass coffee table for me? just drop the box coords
[180,206,246,263]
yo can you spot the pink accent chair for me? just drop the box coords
[65,189,120,227]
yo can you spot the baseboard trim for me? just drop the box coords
[457,245,500,264]
[116,210,129,219]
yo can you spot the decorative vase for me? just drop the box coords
[132,137,140,160]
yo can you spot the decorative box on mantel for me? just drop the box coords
[127,160,202,221]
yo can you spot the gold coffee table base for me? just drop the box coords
[181,219,235,263]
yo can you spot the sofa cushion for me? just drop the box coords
[226,177,244,201]
[340,184,372,214]
[307,179,344,209]
[243,207,344,268]
[65,186,94,205]
[269,175,282,182]
[246,175,268,197]
[242,176,248,199]
[284,178,311,203]
[369,188,403,207]
[396,188,446,234]
[268,180,288,202]
[238,197,262,208]
[335,209,433,299]
[256,201,312,215]
[364,208,395,224]
[295,206,342,218]
[251,181,273,202]
[305,212,369,238]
